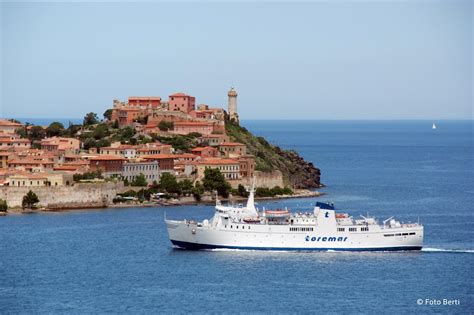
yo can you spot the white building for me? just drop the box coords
[122,161,160,184]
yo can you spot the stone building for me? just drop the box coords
[0,133,31,149]
[191,146,220,158]
[197,134,230,146]
[7,171,74,187]
[218,142,247,158]
[0,119,22,134]
[196,158,241,181]
[172,121,215,135]
[41,137,80,154]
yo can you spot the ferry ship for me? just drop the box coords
[165,185,423,252]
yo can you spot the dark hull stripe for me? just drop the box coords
[170,240,422,252]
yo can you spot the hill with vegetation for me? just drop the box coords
[225,121,321,189]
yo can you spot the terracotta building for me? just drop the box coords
[113,107,141,126]
[141,154,175,171]
[237,155,255,178]
[0,133,31,149]
[128,96,161,108]
[88,155,125,177]
[218,142,247,158]
[172,121,214,135]
[41,137,80,154]
[197,134,230,146]
[0,119,22,134]
[191,146,219,158]
[168,93,195,113]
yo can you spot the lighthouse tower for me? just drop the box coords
[228,87,239,124]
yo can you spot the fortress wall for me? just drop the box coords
[0,182,124,209]
[231,170,284,189]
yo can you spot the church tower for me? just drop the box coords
[228,87,239,124]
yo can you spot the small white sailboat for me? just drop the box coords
[432,123,437,130]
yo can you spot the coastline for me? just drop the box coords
[2,189,324,215]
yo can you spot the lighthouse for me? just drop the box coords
[228,87,239,124]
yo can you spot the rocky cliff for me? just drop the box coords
[225,122,321,189]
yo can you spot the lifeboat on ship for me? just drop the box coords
[265,209,291,218]
[243,218,261,224]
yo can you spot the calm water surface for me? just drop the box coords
[1,120,473,313]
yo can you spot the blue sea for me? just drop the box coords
[1,120,473,313]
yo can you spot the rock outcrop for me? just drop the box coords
[225,122,321,189]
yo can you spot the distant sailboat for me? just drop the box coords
[432,123,437,130]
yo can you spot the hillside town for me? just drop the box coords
[0,88,313,210]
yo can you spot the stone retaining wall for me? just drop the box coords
[0,182,124,209]
[231,170,284,189]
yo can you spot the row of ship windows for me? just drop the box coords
[289,227,314,232]
[225,225,251,230]
[384,232,416,237]
[337,227,369,232]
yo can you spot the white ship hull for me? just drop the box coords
[165,184,423,252]
[166,219,423,251]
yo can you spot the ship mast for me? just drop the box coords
[246,177,258,216]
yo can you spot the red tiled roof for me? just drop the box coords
[143,154,196,160]
[54,166,81,171]
[198,158,239,165]
[142,154,176,160]
[0,119,22,127]
[169,92,188,97]
[129,96,162,101]
[191,146,217,152]
[100,144,136,150]
[89,155,125,161]
[219,142,245,147]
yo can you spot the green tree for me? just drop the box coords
[92,124,110,140]
[83,112,99,126]
[187,132,202,138]
[159,173,181,195]
[29,126,45,141]
[131,173,148,187]
[119,126,136,143]
[202,168,231,197]
[63,124,82,137]
[82,138,97,150]
[179,179,194,196]
[0,199,7,212]
[96,139,111,148]
[157,135,194,152]
[103,109,113,121]
[46,122,65,137]
[22,190,39,209]
[237,184,249,197]
[158,120,174,131]
[73,171,103,182]
[15,127,28,139]
[192,181,205,201]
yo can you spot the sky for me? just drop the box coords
[1,1,472,120]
